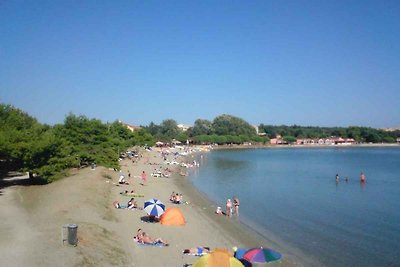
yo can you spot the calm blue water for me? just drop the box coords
[189,147,400,267]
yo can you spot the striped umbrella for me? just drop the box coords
[242,247,282,263]
[143,198,166,217]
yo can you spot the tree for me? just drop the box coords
[146,122,161,136]
[191,119,214,136]
[0,104,156,181]
[212,114,257,136]
[0,104,44,172]
[159,119,180,141]
[176,132,189,143]
[283,136,297,144]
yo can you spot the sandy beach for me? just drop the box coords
[0,147,299,267]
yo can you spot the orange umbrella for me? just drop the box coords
[193,248,244,267]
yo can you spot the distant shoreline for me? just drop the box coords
[212,143,399,150]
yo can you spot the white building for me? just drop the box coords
[177,124,191,132]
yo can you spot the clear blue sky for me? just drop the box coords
[1,0,399,128]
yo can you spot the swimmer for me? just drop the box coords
[360,172,366,183]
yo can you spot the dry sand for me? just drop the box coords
[0,148,301,267]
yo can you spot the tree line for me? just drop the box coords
[0,104,153,182]
[258,124,400,143]
[144,114,266,145]
[1,104,399,182]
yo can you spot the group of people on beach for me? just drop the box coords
[335,172,366,183]
[117,169,149,186]
[215,197,240,217]
[170,191,184,204]
[115,146,226,256]
[117,147,190,248]
[114,197,139,210]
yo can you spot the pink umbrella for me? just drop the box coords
[242,247,282,263]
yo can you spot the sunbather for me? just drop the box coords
[183,247,210,255]
[118,174,129,185]
[120,190,135,195]
[135,228,143,240]
[139,231,169,246]
[170,191,176,202]
[113,201,127,209]
[127,198,137,209]
[174,193,183,204]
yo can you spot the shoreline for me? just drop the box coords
[132,147,300,266]
[174,167,307,266]
[0,147,300,266]
[212,143,399,150]
[178,150,317,266]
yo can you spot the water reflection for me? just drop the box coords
[360,181,366,191]
[213,157,252,170]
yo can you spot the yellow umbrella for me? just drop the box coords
[193,248,244,267]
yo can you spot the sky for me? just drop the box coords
[1,0,399,128]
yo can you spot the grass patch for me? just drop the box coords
[74,223,129,266]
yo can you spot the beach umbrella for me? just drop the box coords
[242,247,282,264]
[143,198,166,217]
[193,248,244,267]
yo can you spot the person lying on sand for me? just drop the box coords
[113,201,126,209]
[120,190,135,195]
[183,247,210,255]
[134,230,169,246]
[127,198,138,209]
[135,228,143,240]
[113,200,142,210]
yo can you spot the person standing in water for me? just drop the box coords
[360,172,366,183]
[226,199,233,217]
[233,197,240,216]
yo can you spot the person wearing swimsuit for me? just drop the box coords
[233,197,240,216]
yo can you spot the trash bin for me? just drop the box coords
[67,224,78,246]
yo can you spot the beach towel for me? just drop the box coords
[183,247,209,256]
[133,238,167,247]
[183,252,208,257]
[120,193,144,197]
[113,201,127,209]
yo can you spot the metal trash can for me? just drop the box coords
[67,224,78,246]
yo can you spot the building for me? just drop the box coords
[119,120,142,132]
[270,135,286,145]
[296,137,355,146]
[252,125,259,135]
[177,124,191,132]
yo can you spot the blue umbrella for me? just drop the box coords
[144,198,166,216]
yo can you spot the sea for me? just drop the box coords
[188,146,400,267]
